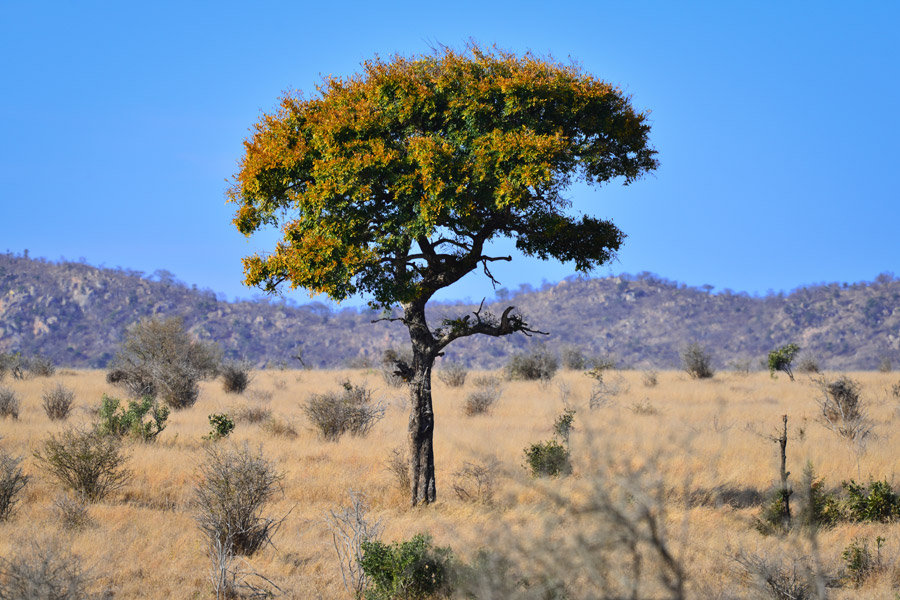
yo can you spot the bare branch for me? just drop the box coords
[432,301,548,351]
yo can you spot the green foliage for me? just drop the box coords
[97,395,169,442]
[506,346,559,381]
[768,343,800,381]
[205,413,235,441]
[552,408,576,446]
[33,428,130,502]
[229,45,656,307]
[360,533,454,600]
[523,440,571,478]
[842,536,885,587]
[796,463,841,529]
[842,479,900,522]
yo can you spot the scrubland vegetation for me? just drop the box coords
[2,364,900,598]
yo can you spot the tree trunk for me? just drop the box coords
[404,302,437,506]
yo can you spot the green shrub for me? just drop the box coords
[41,384,75,421]
[842,536,885,587]
[796,463,841,529]
[205,413,235,441]
[360,533,454,600]
[523,440,571,478]
[0,449,28,521]
[842,479,900,522]
[768,343,800,381]
[97,395,169,442]
[33,428,130,502]
[505,346,559,381]
[0,387,19,420]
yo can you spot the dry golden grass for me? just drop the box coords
[1,367,900,598]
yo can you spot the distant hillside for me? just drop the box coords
[1,253,898,370]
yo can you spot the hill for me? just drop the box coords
[1,252,897,369]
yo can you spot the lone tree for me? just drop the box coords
[768,343,801,382]
[228,45,657,505]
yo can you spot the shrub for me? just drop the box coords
[878,356,892,373]
[236,405,271,424]
[436,362,467,388]
[681,342,714,379]
[560,345,586,370]
[0,449,28,521]
[842,479,900,522]
[641,369,659,387]
[27,354,55,378]
[221,361,252,394]
[795,353,820,374]
[842,537,885,587]
[463,376,502,416]
[0,387,19,420]
[194,443,284,556]
[768,343,800,381]
[892,380,900,400]
[523,440,571,478]
[52,494,92,531]
[734,551,813,600]
[505,345,558,381]
[260,416,297,439]
[0,352,27,381]
[325,491,383,599]
[385,446,410,493]
[97,395,169,442]
[796,463,841,529]
[552,408,576,446]
[205,413,235,441]
[360,533,454,600]
[303,380,385,441]
[451,460,497,504]
[107,316,221,409]
[816,375,870,440]
[33,428,130,502]
[0,540,91,600]
[41,384,75,421]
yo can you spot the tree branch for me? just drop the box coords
[432,300,548,351]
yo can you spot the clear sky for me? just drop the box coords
[1,1,897,307]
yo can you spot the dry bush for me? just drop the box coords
[27,354,56,378]
[236,405,272,425]
[630,398,659,415]
[0,449,28,521]
[194,443,284,557]
[464,376,503,416]
[221,361,253,394]
[33,428,130,502]
[451,459,497,504]
[0,388,19,420]
[733,550,821,600]
[385,446,410,493]
[816,375,871,441]
[324,491,383,598]
[260,416,297,439]
[641,368,659,387]
[51,494,92,531]
[380,347,412,388]
[107,316,221,409]
[436,362,468,387]
[681,342,714,379]
[796,353,821,374]
[303,380,385,441]
[505,345,559,381]
[0,540,91,600]
[41,384,75,421]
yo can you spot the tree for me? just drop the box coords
[768,343,800,382]
[228,45,657,505]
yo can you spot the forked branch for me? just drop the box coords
[433,300,547,351]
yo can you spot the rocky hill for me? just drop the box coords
[1,253,898,370]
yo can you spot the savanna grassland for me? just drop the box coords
[2,367,900,598]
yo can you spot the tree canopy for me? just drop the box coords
[229,45,657,308]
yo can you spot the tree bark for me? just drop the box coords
[404,301,437,506]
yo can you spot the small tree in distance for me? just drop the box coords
[228,44,657,505]
[681,342,714,379]
[768,343,801,382]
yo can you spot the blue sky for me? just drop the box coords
[1,1,897,306]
